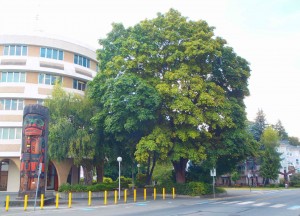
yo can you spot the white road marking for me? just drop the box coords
[223,201,241,205]
[237,201,255,205]
[252,202,270,206]
[270,204,286,208]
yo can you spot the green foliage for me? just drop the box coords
[250,109,267,141]
[152,163,173,185]
[259,127,282,182]
[186,163,211,183]
[156,182,225,196]
[288,137,300,146]
[44,84,96,164]
[231,171,240,183]
[103,177,113,183]
[290,173,300,187]
[89,9,254,183]
[116,176,132,188]
[135,173,147,187]
[273,120,288,140]
[260,127,280,148]
[58,182,118,192]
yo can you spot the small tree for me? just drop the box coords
[231,171,240,186]
[45,84,97,185]
[259,127,281,185]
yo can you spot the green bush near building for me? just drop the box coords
[290,173,300,187]
[155,182,225,196]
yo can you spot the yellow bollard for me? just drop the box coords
[114,190,118,204]
[124,189,127,203]
[56,193,59,208]
[24,195,28,211]
[133,189,136,202]
[41,194,44,209]
[104,190,107,205]
[144,188,147,201]
[163,188,165,200]
[88,191,92,206]
[68,192,72,208]
[172,187,175,199]
[5,195,9,211]
[153,188,156,200]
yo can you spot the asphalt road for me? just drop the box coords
[1,188,300,216]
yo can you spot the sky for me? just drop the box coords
[0,0,300,137]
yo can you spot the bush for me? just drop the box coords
[116,176,131,188]
[290,173,300,187]
[103,177,113,183]
[58,182,118,192]
[58,183,72,192]
[155,181,225,196]
[136,173,147,187]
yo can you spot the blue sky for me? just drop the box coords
[1,0,299,137]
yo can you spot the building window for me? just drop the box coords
[40,47,64,60]
[38,73,62,85]
[1,71,26,83]
[3,45,27,56]
[73,79,86,91]
[0,127,22,140]
[297,159,299,165]
[74,54,90,68]
[0,99,24,110]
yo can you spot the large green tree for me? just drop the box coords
[90,9,254,183]
[45,84,97,185]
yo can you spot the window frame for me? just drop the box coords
[40,47,64,60]
[0,72,26,83]
[74,54,90,68]
[3,45,27,56]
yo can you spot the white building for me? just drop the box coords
[277,141,300,174]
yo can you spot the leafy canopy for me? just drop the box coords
[90,9,254,182]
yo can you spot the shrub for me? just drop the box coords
[116,176,131,188]
[72,184,88,192]
[58,183,72,192]
[58,182,118,192]
[136,173,147,187]
[103,177,113,183]
[155,181,225,196]
[290,173,300,187]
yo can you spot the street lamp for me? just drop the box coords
[247,172,252,192]
[137,164,140,174]
[117,157,122,200]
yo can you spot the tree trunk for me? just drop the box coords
[82,160,94,185]
[96,160,104,183]
[146,153,157,185]
[172,158,188,183]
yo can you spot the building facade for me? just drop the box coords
[277,141,300,180]
[217,141,300,186]
[0,34,97,192]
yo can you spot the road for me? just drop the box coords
[1,188,300,216]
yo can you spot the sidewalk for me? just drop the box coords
[0,187,283,208]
